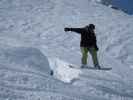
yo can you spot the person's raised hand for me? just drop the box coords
[64,27,71,32]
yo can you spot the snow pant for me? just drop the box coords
[81,47,99,66]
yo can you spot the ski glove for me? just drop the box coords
[64,28,71,32]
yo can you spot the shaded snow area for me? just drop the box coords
[0,0,133,100]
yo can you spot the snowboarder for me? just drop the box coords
[64,24,101,69]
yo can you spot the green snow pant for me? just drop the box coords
[81,47,99,66]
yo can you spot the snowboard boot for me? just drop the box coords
[94,64,101,69]
[81,64,88,68]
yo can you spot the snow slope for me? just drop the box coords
[0,0,133,100]
[0,45,104,100]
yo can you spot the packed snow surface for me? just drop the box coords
[0,0,133,100]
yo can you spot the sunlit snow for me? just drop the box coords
[0,0,133,100]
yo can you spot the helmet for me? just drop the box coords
[88,24,95,30]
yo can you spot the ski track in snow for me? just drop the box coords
[0,0,133,100]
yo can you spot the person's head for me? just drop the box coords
[86,24,95,30]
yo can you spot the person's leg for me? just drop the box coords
[81,47,89,65]
[89,47,100,68]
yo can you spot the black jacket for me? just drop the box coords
[65,27,98,50]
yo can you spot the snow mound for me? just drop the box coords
[0,46,52,75]
[49,58,81,83]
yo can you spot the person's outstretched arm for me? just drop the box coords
[64,27,84,34]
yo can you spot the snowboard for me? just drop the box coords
[69,65,112,71]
